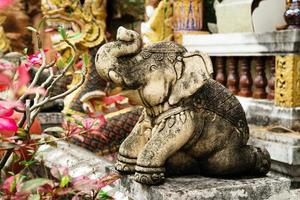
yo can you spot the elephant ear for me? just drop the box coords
[168,51,213,105]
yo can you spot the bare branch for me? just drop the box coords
[24,99,32,132]
[19,49,48,102]
[30,63,86,112]
[14,107,25,113]
[46,41,76,94]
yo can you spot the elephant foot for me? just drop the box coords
[134,166,165,185]
[115,154,137,174]
[252,147,271,176]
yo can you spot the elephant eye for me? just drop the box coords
[150,65,158,71]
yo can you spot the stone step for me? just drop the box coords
[118,175,291,200]
[36,137,129,199]
[249,125,300,187]
[37,135,295,200]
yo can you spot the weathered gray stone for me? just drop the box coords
[36,135,294,199]
[118,175,291,200]
[249,126,300,166]
[36,138,113,178]
[37,112,63,129]
[290,189,300,198]
[36,137,130,199]
[183,29,300,56]
[249,126,300,187]
[239,97,300,131]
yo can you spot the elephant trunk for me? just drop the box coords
[95,26,142,85]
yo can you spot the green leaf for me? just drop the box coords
[0,142,17,150]
[17,128,28,138]
[10,176,17,193]
[58,26,67,40]
[39,135,58,147]
[19,178,54,192]
[60,176,71,188]
[83,53,89,67]
[69,32,82,39]
[74,119,84,127]
[98,190,109,199]
[56,59,65,69]
[37,18,46,31]
[23,48,28,54]
[29,194,41,200]
[19,159,36,167]
[66,56,73,64]
[26,26,37,33]
[43,126,64,133]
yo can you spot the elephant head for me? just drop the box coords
[95,27,213,111]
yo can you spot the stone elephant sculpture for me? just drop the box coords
[95,27,271,185]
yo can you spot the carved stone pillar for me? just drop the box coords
[238,57,253,97]
[267,57,275,100]
[275,55,300,107]
[215,57,227,86]
[253,57,267,99]
[226,57,239,94]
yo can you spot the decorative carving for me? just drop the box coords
[0,0,32,53]
[173,0,205,43]
[42,0,107,51]
[41,1,141,155]
[226,57,239,94]
[173,0,203,31]
[41,0,108,114]
[238,57,253,97]
[95,27,271,185]
[214,57,226,86]
[275,55,300,107]
[253,57,267,99]
[0,17,10,53]
[142,0,173,43]
[267,57,275,100]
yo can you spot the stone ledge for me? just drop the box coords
[118,175,290,200]
[249,126,300,166]
[36,135,294,199]
[249,126,300,187]
[37,139,114,178]
[183,29,300,56]
[238,97,300,131]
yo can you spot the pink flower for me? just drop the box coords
[63,115,107,141]
[0,0,13,10]
[0,73,12,91]
[15,64,30,91]
[103,95,125,105]
[27,49,49,67]
[0,105,17,132]
[0,61,14,70]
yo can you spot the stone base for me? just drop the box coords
[269,171,300,189]
[118,175,290,200]
[36,135,294,200]
[238,97,300,131]
[37,112,63,129]
[249,125,300,187]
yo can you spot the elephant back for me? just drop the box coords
[193,79,249,139]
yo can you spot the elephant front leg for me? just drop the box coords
[134,109,196,185]
[115,110,151,174]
